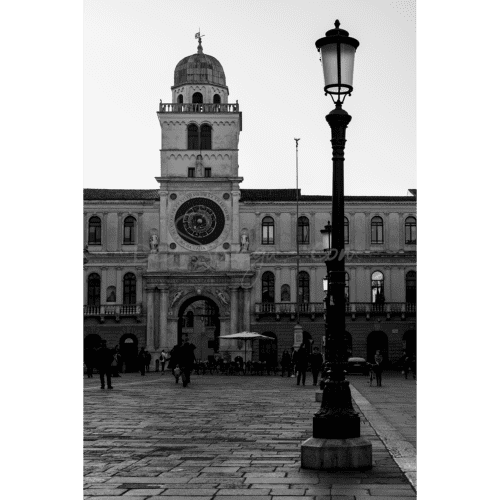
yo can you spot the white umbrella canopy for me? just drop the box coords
[218,332,273,370]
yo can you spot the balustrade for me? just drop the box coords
[83,303,142,318]
[158,102,239,113]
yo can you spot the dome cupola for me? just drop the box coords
[173,38,227,88]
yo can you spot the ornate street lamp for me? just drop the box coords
[320,221,332,253]
[301,20,372,470]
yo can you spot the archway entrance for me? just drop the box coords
[120,334,138,372]
[177,296,220,362]
[403,330,416,358]
[367,331,389,364]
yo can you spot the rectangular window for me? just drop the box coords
[88,226,101,245]
[405,226,416,244]
[123,226,135,244]
[204,168,212,178]
[188,168,195,178]
[298,225,309,244]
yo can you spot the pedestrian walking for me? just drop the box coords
[159,349,168,374]
[280,349,292,377]
[291,347,298,378]
[96,340,114,389]
[145,350,152,372]
[373,350,383,387]
[295,343,308,386]
[138,347,147,376]
[168,344,180,376]
[178,336,196,387]
[310,346,324,386]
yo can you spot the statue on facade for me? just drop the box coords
[215,289,229,306]
[171,290,184,307]
[149,233,159,253]
[188,255,216,272]
[240,231,249,252]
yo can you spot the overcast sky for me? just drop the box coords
[84,0,415,195]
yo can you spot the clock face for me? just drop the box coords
[174,197,226,246]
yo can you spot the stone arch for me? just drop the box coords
[176,294,221,351]
[366,331,389,364]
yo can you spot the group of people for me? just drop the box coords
[280,344,324,386]
[157,336,197,387]
[84,344,123,381]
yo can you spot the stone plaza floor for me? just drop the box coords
[84,371,416,499]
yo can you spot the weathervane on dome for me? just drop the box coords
[195,29,204,52]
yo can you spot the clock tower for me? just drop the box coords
[144,37,252,356]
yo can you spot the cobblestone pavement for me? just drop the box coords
[84,373,416,499]
[347,372,416,448]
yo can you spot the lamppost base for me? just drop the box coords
[301,437,372,470]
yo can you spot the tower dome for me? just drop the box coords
[173,40,227,88]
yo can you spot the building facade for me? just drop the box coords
[83,40,416,370]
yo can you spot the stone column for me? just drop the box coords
[83,213,87,246]
[159,190,169,252]
[100,267,107,304]
[117,212,123,250]
[146,287,155,351]
[159,286,169,350]
[232,191,240,248]
[275,267,282,302]
[102,212,108,251]
[137,212,144,251]
[243,287,251,331]
[116,267,123,304]
[230,286,239,334]
[135,267,144,305]
[365,212,371,249]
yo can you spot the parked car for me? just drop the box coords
[347,357,369,375]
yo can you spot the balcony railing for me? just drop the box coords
[84,304,142,322]
[158,102,239,113]
[254,302,416,320]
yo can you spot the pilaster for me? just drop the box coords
[243,287,251,331]
[102,212,108,250]
[159,190,169,252]
[230,286,239,335]
[100,267,108,303]
[117,212,123,249]
[275,267,282,302]
[135,266,144,304]
[159,286,169,349]
[137,212,144,251]
[116,267,123,304]
[146,287,155,351]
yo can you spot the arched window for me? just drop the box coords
[371,216,384,244]
[192,92,203,104]
[88,216,101,245]
[213,94,221,104]
[344,216,349,244]
[262,216,274,245]
[262,271,275,303]
[371,271,385,304]
[177,94,183,103]
[406,270,416,304]
[187,124,199,150]
[345,272,350,304]
[298,216,309,244]
[123,216,136,244]
[405,216,417,244]
[87,273,101,306]
[200,124,212,150]
[280,284,290,302]
[123,273,136,305]
[298,271,310,303]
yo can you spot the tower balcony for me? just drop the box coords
[158,102,239,113]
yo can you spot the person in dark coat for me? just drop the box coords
[168,345,180,375]
[295,343,309,386]
[310,347,324,386]
[178,337,196,387]
[145,350,152,372]
[138,347,147,376]
[96,340,114,389]
[280,349,292,377]
[111,346,121,377]
[373,350,383,387]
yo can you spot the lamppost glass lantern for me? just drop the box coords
[320,221,332,251]
[322,276,328,293]
[315,20,360,102]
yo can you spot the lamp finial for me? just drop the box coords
[334,20,340,29]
